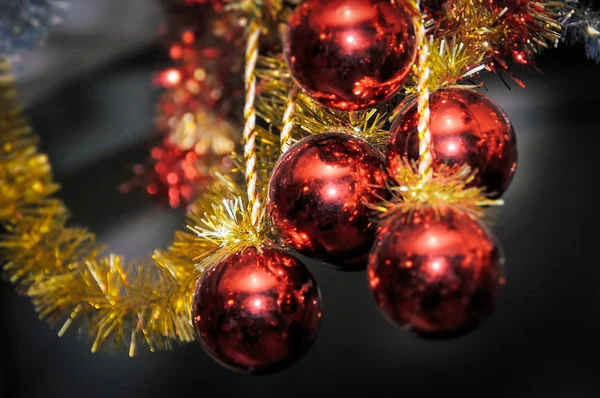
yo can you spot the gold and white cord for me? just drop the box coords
[280,85,298,154]
[243,22,262,227]
[414,1,433,182]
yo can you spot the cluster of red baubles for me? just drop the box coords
[192,0,515,373]
[125,1,244,208]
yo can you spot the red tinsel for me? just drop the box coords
[487,0,558,65]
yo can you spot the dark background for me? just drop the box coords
[1,2,600,397]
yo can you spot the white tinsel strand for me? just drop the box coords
[0,0,68,55]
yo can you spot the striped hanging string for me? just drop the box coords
[242,21,262,226]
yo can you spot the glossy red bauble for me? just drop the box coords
[387,88,518,197]
[268,133,387,271]
[368,207,504,338]
[284,0,417,111]
[192,247,322,373]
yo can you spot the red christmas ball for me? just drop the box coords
[192,247,322,373]
[284,0,417,111]
[387,88,518,198]
[268,133,388,271]
[368,207,504,338]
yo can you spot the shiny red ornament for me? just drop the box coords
[368,207,505,338]
[284,0,417,111]
[268,133,388,271]
[387,88,518,197]
[192,247,322,373]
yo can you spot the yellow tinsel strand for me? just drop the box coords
[0,58,199,356]
[369,159,503,222]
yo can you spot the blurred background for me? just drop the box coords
[1,0,600,397]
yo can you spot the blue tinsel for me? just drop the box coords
[0,0,67,55]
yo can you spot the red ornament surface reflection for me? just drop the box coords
[284,0,417,111]
[387,88,518,197]
[268,133,388,271]
[368,207,504,338]
[192,247,322,373]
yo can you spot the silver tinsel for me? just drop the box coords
[560,1,600,63]
[0,0,68,55]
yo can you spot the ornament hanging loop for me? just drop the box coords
[243,20,262,227]
[280,84,298,154]
[412,0,433,182]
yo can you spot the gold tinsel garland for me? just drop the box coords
[0,57,200,356]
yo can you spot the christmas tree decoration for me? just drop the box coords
[268,132,387,271]
[184,5,327,371]
[368,207,504,338]
[2,0,600,374]
[192,246,322,373]
[284,0,418,111]
[387,88,518,198]
[365,0,506,339]
[0,0,67,55]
